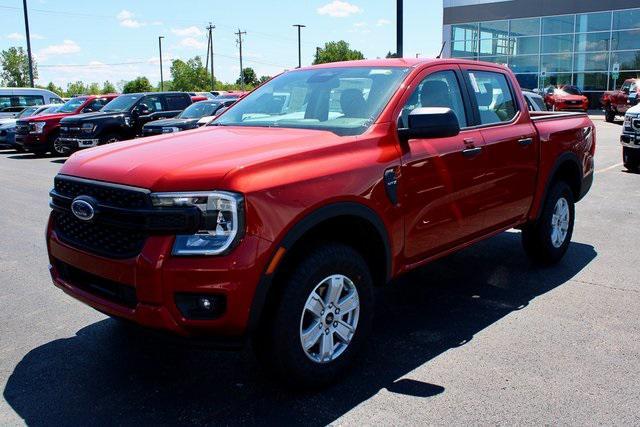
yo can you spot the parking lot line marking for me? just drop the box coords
[595,162,623,174]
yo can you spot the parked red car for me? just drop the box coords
[543,85,589,112]
[16,94,118,155]
[601,78,639,122]
[46,59,595,387]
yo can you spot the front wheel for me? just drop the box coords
[49,132,69,156]
[254,243,374,388]
[522,181,575,265]
[623,147,640,173]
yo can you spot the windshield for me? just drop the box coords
[179,101,221,119]
[39,105,61,114]
[215,66,410,136]
[58,97,88,113]
[102,94,143,113]
[556,86,582,96]
[17,106,39,117]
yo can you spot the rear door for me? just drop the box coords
[397,65,493,262]
[460,65,538,228]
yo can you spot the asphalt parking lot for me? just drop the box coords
[0,117,638,425]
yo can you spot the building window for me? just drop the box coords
[508,55,539,73]
[542,15,575,35]
[514,74,539,91]
[574,52,609,72]
[574,72,608,91]
[510,17,540,37]
[541,54,572,73]
[511,36,539,55]
[480,20,509,36]
[541,34,574,54]
[575,32,610,52]
[575,11,611,33]
[611,29,640,51]
[540,73,572,89]
[613,8,640,30]
[610,51,640,70]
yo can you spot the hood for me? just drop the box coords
[60,125,349,191]
[554,94,586,102]
[627,103,640,114]
[20,111,74,123]
[60,111,123,124]
[0,119,17,128]
[197,115,216,125]
[144,118,199,129]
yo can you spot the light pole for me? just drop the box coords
[396,0,403,58]
[22,0,34,87]
[293,24,306,68]
[158,36,164,91]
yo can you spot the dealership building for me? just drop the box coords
[442,0,640,106]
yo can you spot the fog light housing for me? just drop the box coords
[175,293,226,319]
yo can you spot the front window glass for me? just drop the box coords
[17,106,39,117]
[58,97,87,113]
[102,94,143,113]
[215,67,410,136]
[179,102,221,119]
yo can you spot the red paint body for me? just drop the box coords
[601,78,639,114]
[46,59,595,339]
[17,94,118,152]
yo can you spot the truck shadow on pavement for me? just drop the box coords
[3,231,596,426]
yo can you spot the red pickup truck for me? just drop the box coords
[601,78,639,122]
[46,59,595,387]
[16,94,117,155]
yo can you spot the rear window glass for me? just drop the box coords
[468,71,517,125]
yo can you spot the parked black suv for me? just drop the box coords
[141,98,237,136]
[58,92,192,151]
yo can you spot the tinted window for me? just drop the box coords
[613,8,640,30]
[467,71,517,125]
[576,11,611,32]
[510,18,540,36]
[86,98,109,112]
[542,15,575,35]
[58,97,88,113]
[139,95,163,113]
[165,95,191,110]
[398,70,467,128]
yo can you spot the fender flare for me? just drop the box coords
[535,151,584,220]
[246,201,392,332]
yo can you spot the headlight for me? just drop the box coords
[624,115,631,126]
[162,127,180,133]
[81,123,95,133]
[150,191,244,256]
[124,117,131,126]
[29,122,46,134]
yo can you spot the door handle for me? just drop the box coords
[462,146,482,157]
[518,137,533,146]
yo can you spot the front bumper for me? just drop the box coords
[15,132,48,151]
[554,102,588,111]
[620,132,640,149]
[47,216,274,339]
[58,137,100,150]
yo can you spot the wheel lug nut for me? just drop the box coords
[321,310,324,315]
[333,321,338,327]
[335,309,340,314]
[325,328,330,335]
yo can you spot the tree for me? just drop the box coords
[66,81,89,96]
[385,51,399,58]
[87,82,101,94]
[313,41,364,65]
[101,81,117,94]
[0,47,38,87]
[236,67,258,87]
[258,75,271,85]
[44,82,64,96]
[170,56,212,91]
[122,76,153,93]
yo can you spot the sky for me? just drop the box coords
[0,0,444,88]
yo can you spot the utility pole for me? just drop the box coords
[206,23,216,90]
[396,0,403,58]
[158,36,164,91]
[235,29,247,90]
[22,0,34,87]
[292,24,306,68]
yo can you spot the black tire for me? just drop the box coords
[605,108,616,123]
[254,243,374,389]
[522,181,575,265]
[623,147,640,173]
[100,133,122,145]
[48,131,68,156]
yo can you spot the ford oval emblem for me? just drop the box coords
[71,198,95,221]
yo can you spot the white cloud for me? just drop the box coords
[7,32,24,40]
[171,26,204,37]
[178,37,207,49]
[317,1,362,17]
[37,40,80,60]
[377,18,391,26]
[116,10,144,28]
[32,33,46,40]
[353,21,367,28]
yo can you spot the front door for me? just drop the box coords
[398,66,492,263]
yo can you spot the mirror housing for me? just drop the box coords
[399,107,460,140]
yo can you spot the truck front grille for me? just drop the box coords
[54,176,150,209]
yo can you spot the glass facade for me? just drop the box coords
[449,8,640,104]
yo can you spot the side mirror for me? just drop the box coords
[399,107,460,140]
[82,107,95,113]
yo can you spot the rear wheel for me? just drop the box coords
[254,243,373,388]
[522,181,575,265]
